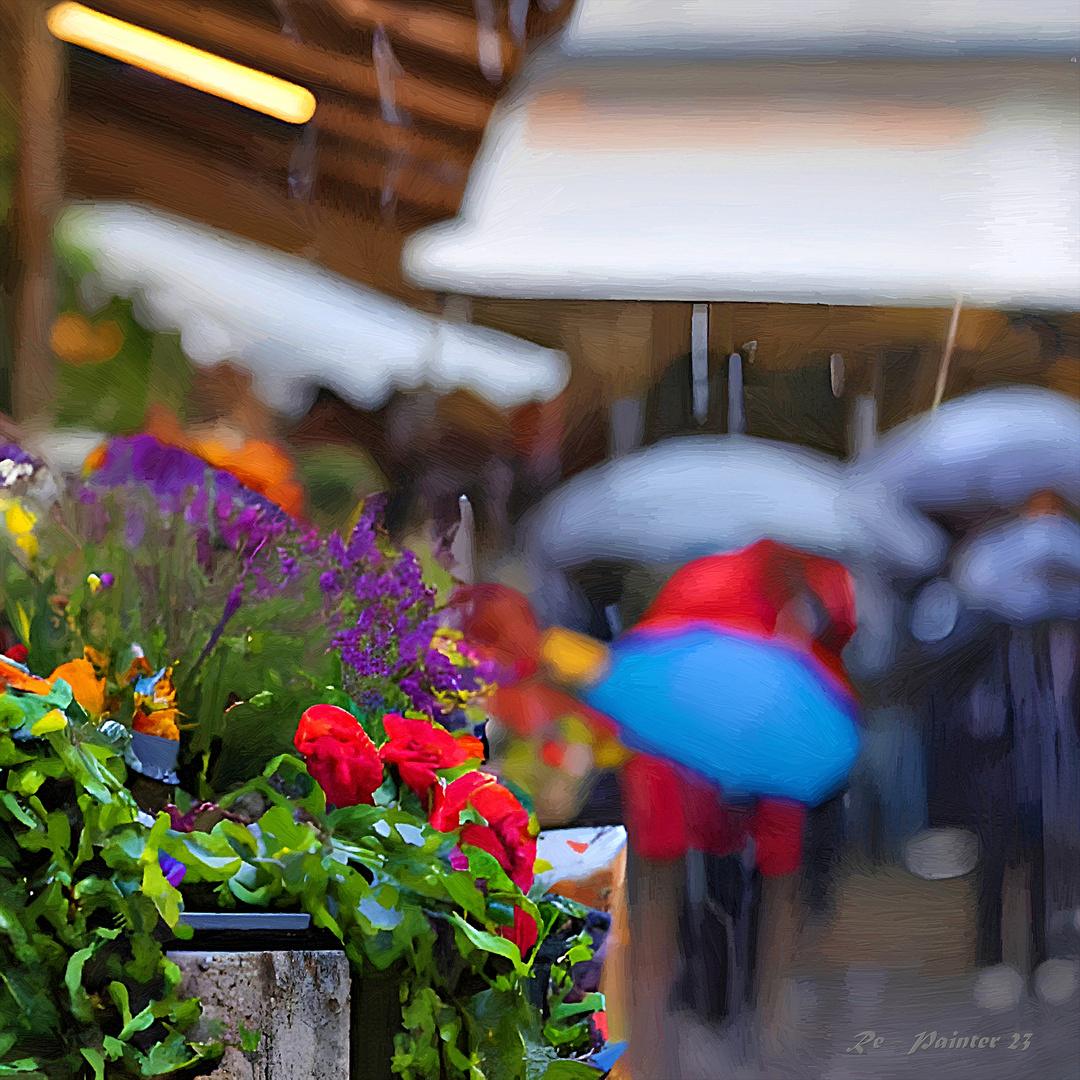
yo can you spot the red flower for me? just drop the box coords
[503,906,538,956]
[455,583,542,681]
[430,772,537,893]
[378,713,485,803]
[294,704,384,808]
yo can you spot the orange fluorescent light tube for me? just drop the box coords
[47,2,316,125]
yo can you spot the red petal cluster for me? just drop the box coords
[294,704,385,808]
[378,712,485,804]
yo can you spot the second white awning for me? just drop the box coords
[403,49,1080,307]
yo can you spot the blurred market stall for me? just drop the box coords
[55,200,569,417]
[401,3,1080,1077]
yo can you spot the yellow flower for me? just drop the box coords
[4,502,36,536]
[87,574,102,594]
[1,498,37,560]
[31,709,68,736]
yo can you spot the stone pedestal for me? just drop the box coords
[168,950,351,1080]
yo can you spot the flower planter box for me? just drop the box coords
[168,914,351,1080]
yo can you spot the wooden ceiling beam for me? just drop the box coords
[66,101,467,216]
[319,0,517,73]
[317,144,466,214]
[314,101,474,176]
[87,0,496,131]
[62,116,443,311]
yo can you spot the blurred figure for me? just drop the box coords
[460,540,862,1079]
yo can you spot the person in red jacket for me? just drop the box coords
[623,538,858,874]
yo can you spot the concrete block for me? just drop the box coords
[168,950,351,1080]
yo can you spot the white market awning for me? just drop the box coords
[402,34,1080,306]
[562,0,1080,58]
[55,202,570,416]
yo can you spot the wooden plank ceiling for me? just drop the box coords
[61,0,575,309]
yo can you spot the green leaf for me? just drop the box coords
[64,945,97,1023]
[0,791,38,827]
[541,1022,589,1048]
[139,813,182,926]
[450,914,528,975]
[0,737,33,766]
[466,988,528,1080]
[541,1061,603,1079]
[258,804,318,859]
[79,1048,105,1080]
[118,1002,156,1042]
[549,994,604,1024]
[108,981,133,1027]
[442,869,486,921]
[102,1035,125,1059]
[0,1060,44,1076]
[160,830,241,882]
[238,1020,262,1053]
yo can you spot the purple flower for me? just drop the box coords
[0,444,39,489]
[0,443,39,468]
[86,435,293,556]
[196,580,245,666]
[124,505,146,549]
[448,847,469,872]
[99,572,115,590]
[327,532,347,566]
[159,852,187,888]
[166,801,219,832]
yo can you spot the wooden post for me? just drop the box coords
[11,0,63,421]
[621,847,685,1080]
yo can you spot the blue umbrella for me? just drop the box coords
[567,625,861,807]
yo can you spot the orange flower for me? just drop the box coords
[119,654,154,687]
[194,437,305,520]
[50,312,124,365]
[143,406,305,519]
[82,647,110,677]
[0,655,53,696]
[133,708,180,741]
[48,658,106,719]
[82,442,108,476]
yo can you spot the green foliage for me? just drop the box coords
[204,755,602,1080]
[0,701,606,1080]
[49,240,198,438]
[292,445,387,534]
[0,702,218,1078]
[52,300,155,435]
[0,478,336,796]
